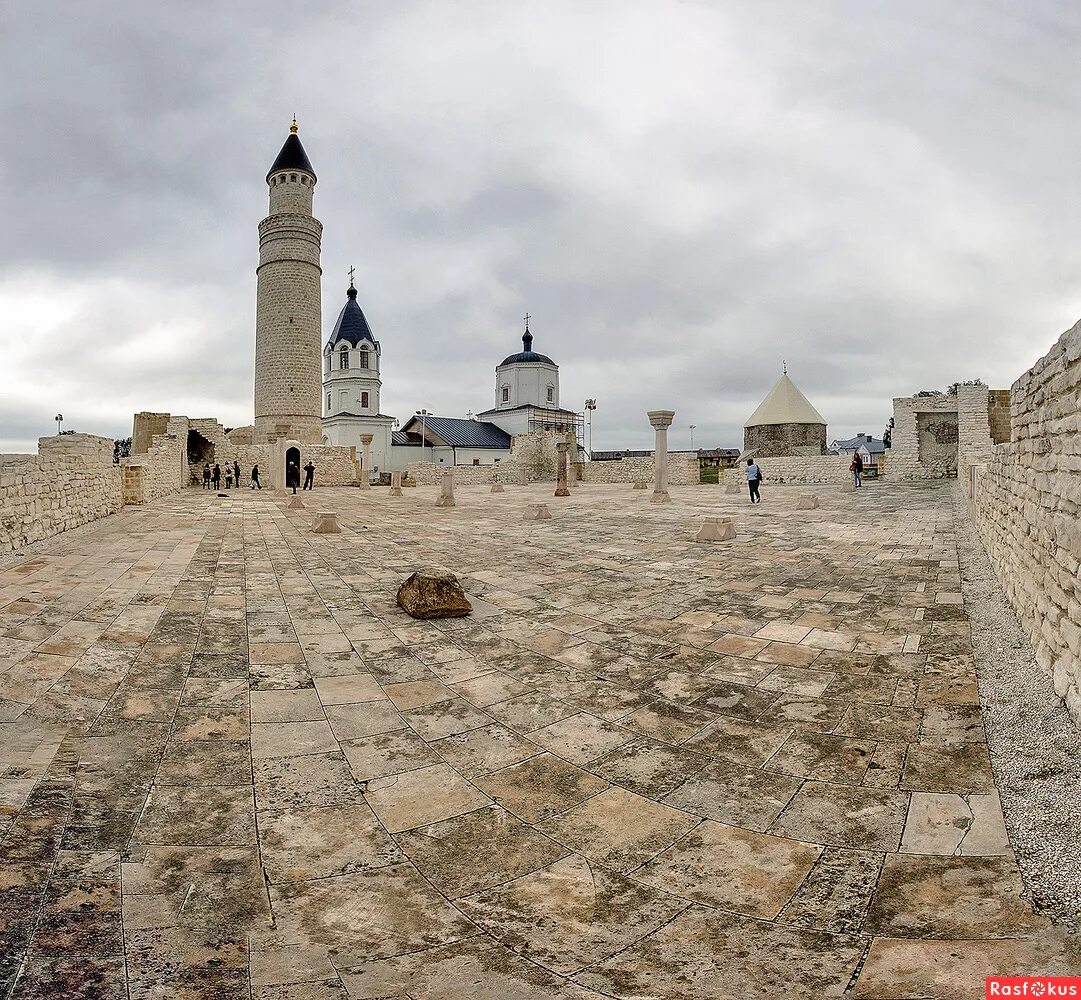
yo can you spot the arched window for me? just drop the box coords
[501,386,510,403]
[338,346,349,370]
[546,384,554,403]
[359,346,370,369]
[361,391,369,408]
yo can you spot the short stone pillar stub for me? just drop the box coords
[696,516,736,542]
[287,495,306,509]
[796,493,819,509]
[633,480,648,490]
[724,480,742,495]
[841,480,856,493]
[554,441,571,497]
[647,409,675,503]
[517,468,528,485]
[490,483,505,492]
[435,471,456,508]
[526,503,552,521]
[312,511,341,534]
[389,471,403,497]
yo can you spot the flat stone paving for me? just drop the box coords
[0,481,1077,999]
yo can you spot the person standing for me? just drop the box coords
[303,461,315,491]
[251,464,261,489]
[233,460,241,488]
[851,450,864,488]
[224,465,233,489]
[212,463,221,490]
[202,464,212,490]
[287,461,299,494]
[745,457,762,504]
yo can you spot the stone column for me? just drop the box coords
[554,442,570,497]
[436,471,455,508]
[389,471,403,497]
[358,434,373,490]
[647,410,675,503]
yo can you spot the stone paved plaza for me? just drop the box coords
[0,481,1077,998]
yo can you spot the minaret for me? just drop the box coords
[254,119,323,444]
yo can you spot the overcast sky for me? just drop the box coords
[3,0,1081,453]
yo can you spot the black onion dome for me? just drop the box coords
[327,286,376,348]
[499,327,555,366]
[267,128,316,182]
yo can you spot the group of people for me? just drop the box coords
[286,460,316,494]
[743,449,864,503]
[202,461,262,490]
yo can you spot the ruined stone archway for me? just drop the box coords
[186,430,215,486]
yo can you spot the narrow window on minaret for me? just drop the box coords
[361,392,369,408]
[360,347,369,369]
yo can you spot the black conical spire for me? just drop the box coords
[267,118,316,182]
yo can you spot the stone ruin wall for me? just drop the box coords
[888,385,995,480]
[0,435,122,553]
[971,318,1081,726]
[721,454,850,486]
[743,422,826,457]
[582,454,700,485]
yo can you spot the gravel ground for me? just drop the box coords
[952,483,1081,927]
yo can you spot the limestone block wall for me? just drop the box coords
[721,454,850,486]
[889,385,995,480]
[405,463,509,486]
[0,435,122,552]
[121,430,186,504]
[972,318,1081,726]
[583,454,700,485]
[743,422,826,457]
[132,412,170,455]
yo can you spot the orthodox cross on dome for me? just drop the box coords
[348,265,356,288]
[523,312,531,329]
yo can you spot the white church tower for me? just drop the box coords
[254,120,323,444]
[321,276,395,473]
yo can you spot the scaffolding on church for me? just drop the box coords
[526,407,585,451]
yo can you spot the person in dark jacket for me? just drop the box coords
[202,464,212,490]
[250,464,261,489]
[233,460,241,488]
[303,461,315,490]
[745,457,762,504]
[287,461,299,494]
[212,464,221,490]
[851,450,864,488]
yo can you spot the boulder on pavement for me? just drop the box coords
[397,570,473,619]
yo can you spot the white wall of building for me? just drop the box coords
[494,360,559,410]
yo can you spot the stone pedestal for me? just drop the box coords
[796,494,818,509]
[725,480,742,495]
[397,570,472,619]
[358,434,373,491]
[526,503,552,520]
[554,442,570,497]
[517,468,528,486]
[490,483,505,493]
[569,457,580,489]
[696,517,736,542]
[287,495,305,509]
[647,410,675,503]
[436,471,456,508]
[633,481,648,490]
[312,511,341,533]
[389,471,403,497]
[841,480,856,493]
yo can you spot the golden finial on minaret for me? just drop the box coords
[290,115,298,134]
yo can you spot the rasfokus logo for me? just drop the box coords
[987,979,1081,997]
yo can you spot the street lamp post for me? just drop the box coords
[54,414,63,436]
[584,399,597,458]
[416,409,430,461]
[689,424,696,450]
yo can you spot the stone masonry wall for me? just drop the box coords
[721,454,850,486]
[889,385,995,480]
[0,435,122,552]
[743,422,826,457]
[972,318,1081,727]
[583,454,700,485]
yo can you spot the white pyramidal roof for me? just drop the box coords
[744,371,827,428]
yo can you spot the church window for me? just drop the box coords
[339,346,349,370]
[359,347,369,369]
[326,394,331,412]
[547,385,554,402]
[502,387,509,402]
[361,391,369,408]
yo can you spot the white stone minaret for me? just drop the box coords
[254,119,323,444]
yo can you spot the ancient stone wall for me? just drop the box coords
[132,412,170,455]
[972,319,1081,727]
[583,454,700,485]
[988,389,1012,444]
[0,435,122,552]
[888,385,994,480]
[743,422,826,457]
[721,454,850,486]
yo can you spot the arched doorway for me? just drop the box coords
[285,447,300,489]
[187,430,215,487]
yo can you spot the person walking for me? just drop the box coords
[233,460,241,488]
[303,461,315,491]
[250,464,261,489]
[287,461,299,495]
[212,463,221,490]
[850,450,864,488]
[202,464,212,490]
[224,465,233,489]
[745,457,763,504]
